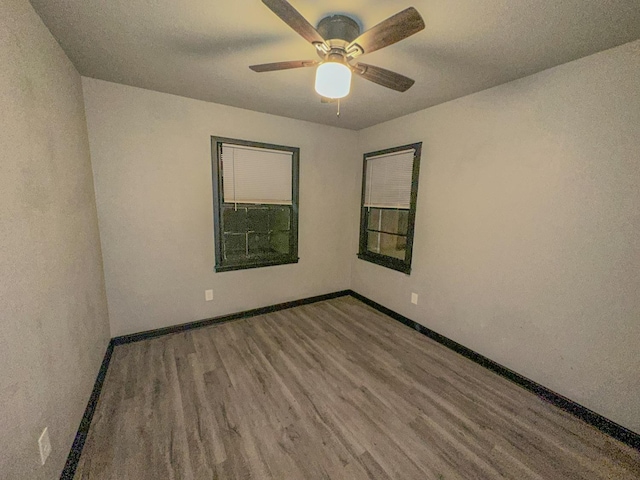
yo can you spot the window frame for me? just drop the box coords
[357,142,422,274]
[211,136,299,272]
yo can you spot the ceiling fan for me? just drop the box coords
[249,0,425,100]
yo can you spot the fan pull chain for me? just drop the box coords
[337,99,341,117]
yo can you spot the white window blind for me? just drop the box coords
[221,144,293,205]
[364,149,415,209]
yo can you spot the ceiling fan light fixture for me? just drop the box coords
[251,1,425,100]
[314,61,351,99]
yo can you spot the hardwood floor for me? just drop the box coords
[74,297,640,479]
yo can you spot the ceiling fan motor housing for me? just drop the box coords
[317,15,360,43]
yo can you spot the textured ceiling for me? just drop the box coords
[30,0,640,130]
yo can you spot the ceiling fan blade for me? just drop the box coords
[354,63,415,92]
[262,0,325,45]
[249,60,319,72]
[348,7,425,57]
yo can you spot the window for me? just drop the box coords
[211,137,299,272]
[358,142,422,274]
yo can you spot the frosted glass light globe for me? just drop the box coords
[314,62,352,99]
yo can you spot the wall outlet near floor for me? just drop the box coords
[38,427,51,465]
[205,289,214,301]
[411,293,418,305]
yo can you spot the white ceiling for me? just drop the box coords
[30,0,640,130]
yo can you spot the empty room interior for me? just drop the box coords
[2,0,640,478]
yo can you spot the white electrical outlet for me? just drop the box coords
[205,289,213,301]
[411,293,418,305]
[38,427,51,465]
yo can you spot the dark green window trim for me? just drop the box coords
[211,136,300,273]
[357,142,422,274]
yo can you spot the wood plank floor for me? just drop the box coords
[75,297,640,479]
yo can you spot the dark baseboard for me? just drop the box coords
[60,339,115,479]
[348,290,640,451]
[112,289,352,345]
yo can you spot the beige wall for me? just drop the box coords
[353,40,640,434]
[0,1,111,478]
[82,78,360,337]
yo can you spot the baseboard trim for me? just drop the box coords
[60,339,115,479]
[112,290,352,345]
[348,290,640,451]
